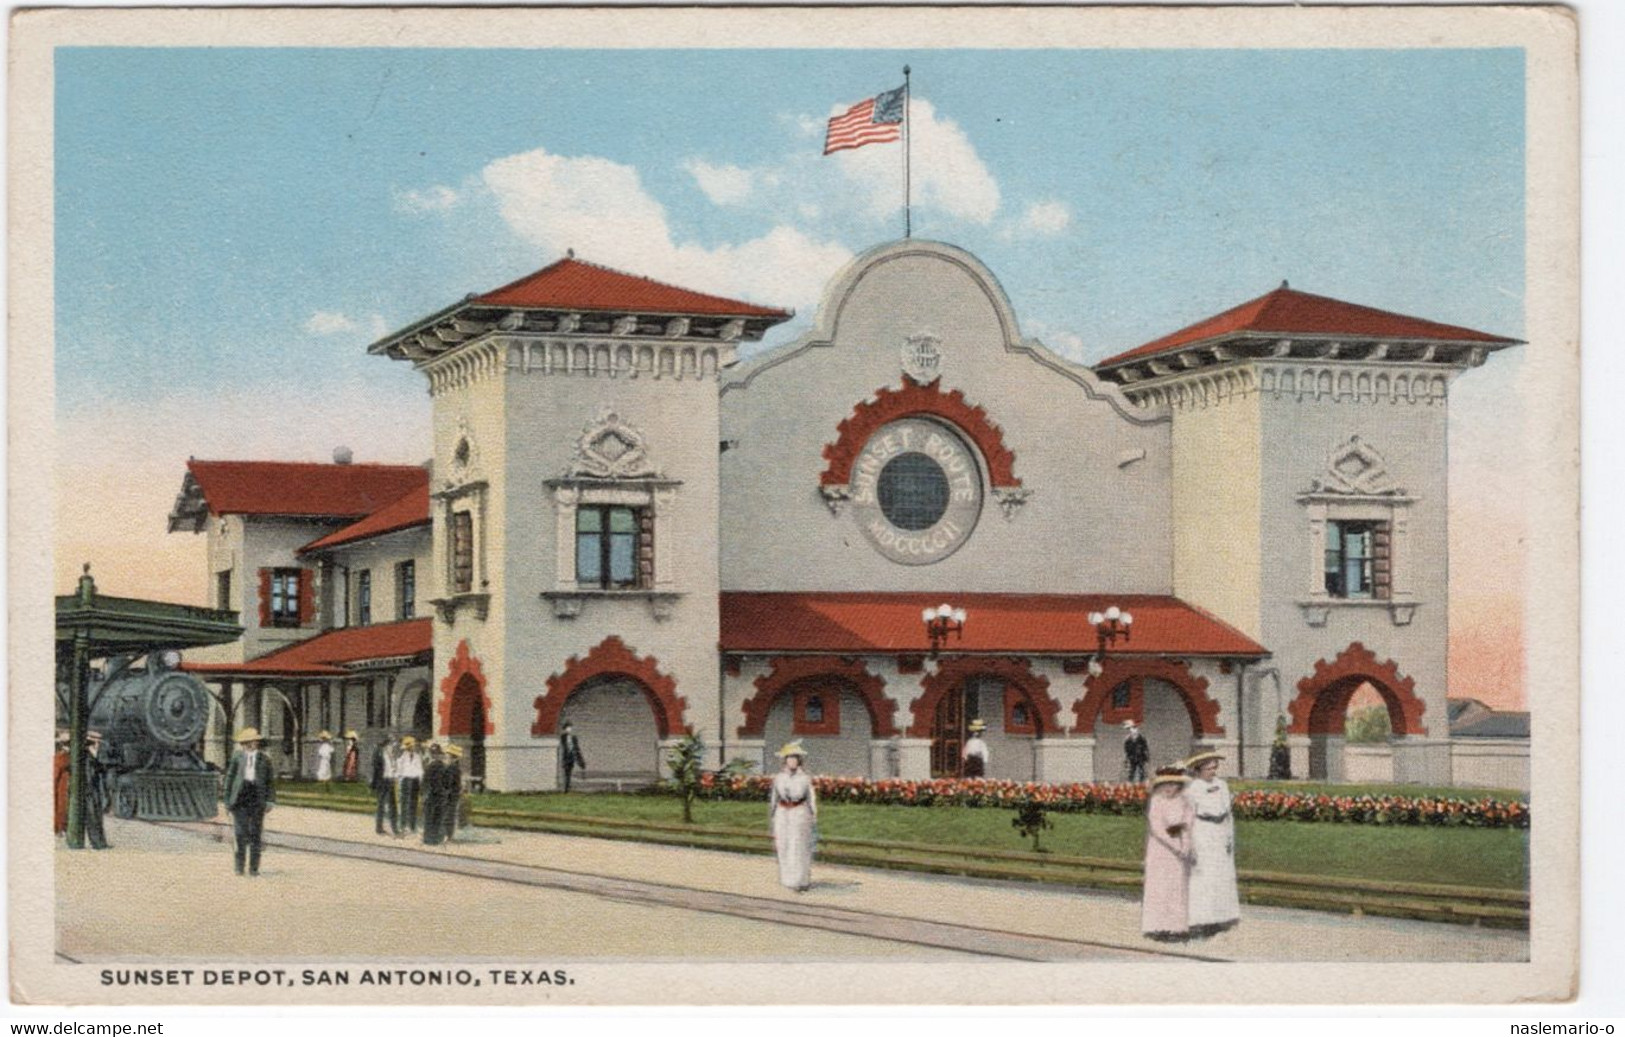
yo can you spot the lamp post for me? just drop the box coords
[1083,604,1133,678]
[922,602,967,657]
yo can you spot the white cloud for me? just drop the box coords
[393,185,463,213]
[683,159,757,206]
[304,311,388,338]
[829,99,1000,225]
[1025,318,1091,363]
[479,146,850,309]
[304,310,358,335]
[1020,199,1072,236]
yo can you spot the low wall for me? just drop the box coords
[1342,743,1395,784]
[1450,738,1530,791]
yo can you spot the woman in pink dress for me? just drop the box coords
[1141,766,1195,942]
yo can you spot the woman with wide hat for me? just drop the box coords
[769,741,818,892]
[314,730,335,783]
[341,731,360,782]
[1140,766,1195,941]
[1182,749,1241,936]
[961,719,990,778]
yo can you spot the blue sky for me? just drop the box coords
[56,46,1524,415]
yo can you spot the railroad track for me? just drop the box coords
[161,819,1225,963]
[272,792,1530,929]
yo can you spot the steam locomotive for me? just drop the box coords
[81,650,220,821]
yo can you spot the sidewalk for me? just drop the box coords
[257,806,1527,963]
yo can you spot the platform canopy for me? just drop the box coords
[56,567,241,658]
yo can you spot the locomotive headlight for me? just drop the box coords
[157,649,182,670]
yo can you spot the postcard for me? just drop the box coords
[8,4,1579,1006]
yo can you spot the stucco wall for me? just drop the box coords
[721,241,1173,595]
[324,528,431,628]
[1450,738,1530,790]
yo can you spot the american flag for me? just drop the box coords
[823,85,905,155]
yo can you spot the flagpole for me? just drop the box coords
[903,65,912,239]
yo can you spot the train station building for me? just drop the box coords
[168,238,1519,790]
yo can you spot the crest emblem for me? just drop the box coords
[901,333,942,383]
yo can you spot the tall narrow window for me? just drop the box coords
[451,511,474,593]
[575,505,645,589]
[1325,520,1390,599]
[216,570,232,611]
[357,570,372,626]
[269,569,302,628]
[398,560,416,620]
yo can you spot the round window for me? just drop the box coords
[849,417,983,565]
[877,452,951,530]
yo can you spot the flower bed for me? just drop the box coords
[666,774,1529,829]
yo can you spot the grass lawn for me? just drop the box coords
[286,781,1527,891]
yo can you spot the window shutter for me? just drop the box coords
[1372,523,1393,600]
[257,568,273,627]
[638,508,655,588]
[298,568,316,625]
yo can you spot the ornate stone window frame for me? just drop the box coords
[542,476,684,621]
[1296,436,1419,627]
[428,479,490,623]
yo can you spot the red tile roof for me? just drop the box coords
[185,618,432,677]
[185,460,428,519]
[475,256,790,318]
[1095,284,1517,368]
[299,483,430,553]
[719,593,1266,657]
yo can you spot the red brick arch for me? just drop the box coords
[1287,642,1427,736]
[531,636,689,738]
[820,375,1021,489]
[737,655,898,738]
[907,656,1062,737]
[437,639,494,736]
[1071,656,1225,736]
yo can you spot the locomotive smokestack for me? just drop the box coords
[333,445,353,465]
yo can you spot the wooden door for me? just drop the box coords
[931,687,965,777]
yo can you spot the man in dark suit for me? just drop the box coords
[560,722,586,792]
[82,730,112,850]
[421,743,447,846]
[1123,721,1151,783]
[370,735,398,836]
[442,744,465,843]
[223,727,275,876]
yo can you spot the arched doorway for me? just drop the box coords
[761,677,876,777]
[1085,677,1203,781]
[1070,657,1226,781]
[445,674,488,783]
[531,636,689,790]
[909,657,1060,781]
[410,688,433,741]
[1287,643,1427,782]
[738,657,896,778]
[558,677,662,781]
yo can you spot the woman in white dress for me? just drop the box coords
[769,741,817,892]
[1182,750,1241,936]
[314,730,335,783]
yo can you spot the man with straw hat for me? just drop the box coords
[421,742,448,845]
[442,744,465,842]
[1182,749,1240,936]
[769,741,817,892]
[370,733,400,836]
[224,727,276,876]
[1123,721,1151,783]
[397,735,424,834]
[961,719,990,778]
[1141,766,1195,941]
